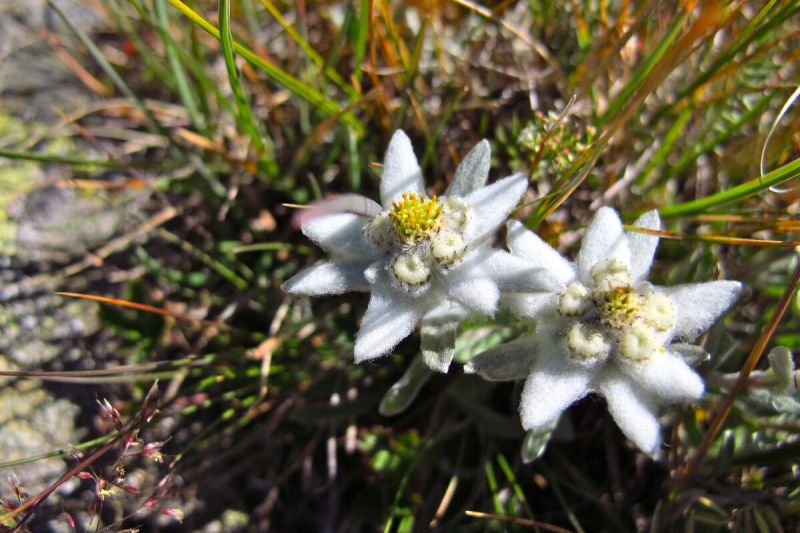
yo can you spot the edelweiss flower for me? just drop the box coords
[467,207,741,452]
[283,130,548,371]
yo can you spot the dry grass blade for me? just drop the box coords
[464,510,573,532]
[624,226,800,248]
[56,292,225,330]
[40,28,110,97]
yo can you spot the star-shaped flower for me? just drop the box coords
[283,130,548,371]
[466,207,741,452]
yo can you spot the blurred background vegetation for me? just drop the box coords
[0,0,799,531]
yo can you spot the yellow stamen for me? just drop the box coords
[596,286,643,329]
[389,193,442,243]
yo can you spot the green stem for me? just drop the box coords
[0,148,117,167]
[659,157,800,218]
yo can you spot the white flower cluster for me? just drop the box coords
[284,130,742,455]
[468,209,741,453]
[284,130,550,372]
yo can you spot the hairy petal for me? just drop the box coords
[502,292,558,319]
[380,130,425,205]
[506,220,575,286]
[292,194,381,228]
[302,213,374,257]
[520,347,596,431]
[463,173,528,244]
[354,285,422,362]
[446,139,491,197]
[577,207,631,284]
[283,260,369,295]
[447,276,500,316]
[627,210,661,282]
[596,372,661,453]
[482,249,561,292]
[617,352,704,401]
[664,280,742,341]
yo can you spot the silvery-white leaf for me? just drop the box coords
[446,139,490,197]
[379,355,434,416]
[768,346,795,392]
[627,210,660,282]
[669,343,710,366]
[463,337,534,382]
[576,207,631,284]
[421,320,458,373]
[521,418,559,463]
[770,394,800,414]
[743,388,800,416]
[454,326,516,364]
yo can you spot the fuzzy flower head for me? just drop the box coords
[365,191,474,290]
[468,207,741,453]
[283,130,545,370]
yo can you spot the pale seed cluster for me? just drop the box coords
[557,259,677,364]
[366,192,471,288]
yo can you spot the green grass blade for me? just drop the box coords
[155,0,207,133]
[240,0,261,38]
[50,0,163,135]
[634,106,692,187]
[0,148,117,167]
[599,10,688,125]
[128,0,235,120]
[484,460,504,516]
[658,156,800,218]
[219,0,275,170]
[496,453,534,517]
[679,0,780,99]
[653,1,797,123]
[352,0,369,82]
[256,0,354,96]
[166,0,364,134]
[649,92,776,193]
[0,435,114,471]
[109,0,173,83]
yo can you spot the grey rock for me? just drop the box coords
[0,356,80,501]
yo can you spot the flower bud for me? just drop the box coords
[558,282,591,316]
[566,322,611,362]
[431,231,466,265]
[619,323,659,362]
[392,254,431,286]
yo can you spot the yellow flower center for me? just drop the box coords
[389,193,442,243]
[596,286,643,329]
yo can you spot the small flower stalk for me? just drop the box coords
[468,207,742,454]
